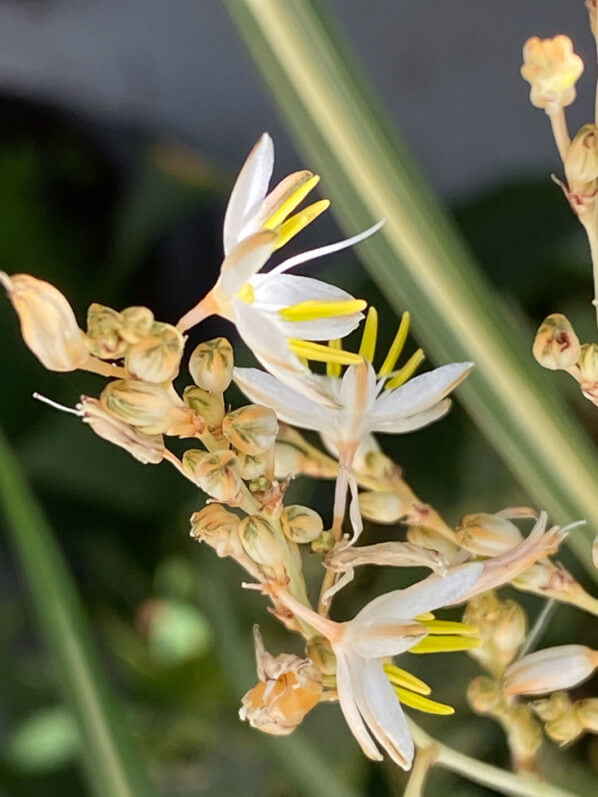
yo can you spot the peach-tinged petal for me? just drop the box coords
[217,230,278,299]
[504,645,598,696]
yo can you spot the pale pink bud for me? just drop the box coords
[456,513,523,556]
[1,272,89,371]
[504,644,598,696]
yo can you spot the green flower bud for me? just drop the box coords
[119,306,154,343]
[87,302,128,359]
[311,531,335,554]
[358,491,404,524]
[100,379,176,432]
[182,449,243,502]
[281,505,324,544]
[238,514,285,567]
[236,451,267,480]
[565,124,598,189]
[533,313,580,371]
[222,404,278,455]
[183,385,225,427]
[125,322,185,383]
[190,504,243,558]
[189,337,234,393]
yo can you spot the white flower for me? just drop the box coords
[273,563,484,769]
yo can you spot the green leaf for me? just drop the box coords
[226,0,598,579]
[0,427,156,797]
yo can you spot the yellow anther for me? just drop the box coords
[415,612,435,622]
[383,664,431,696]
[263,174,321,230]
[419,620,479,636]
[359,306,378,363]
[378,312,410,377]
[288,339,363,365]
[279,299,366,322]
[408,636,483,655]
[275,200,331,250]
[327,340,342,377]
[393,686,455,716]
[236,283,255,304]
[385,348,425,390]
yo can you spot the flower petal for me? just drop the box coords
[371,399,451,434]
[372,363,473,424]
[334,651,382,761]
[217,231,278,300]
[223,133,274,255]
[252,274,356,307]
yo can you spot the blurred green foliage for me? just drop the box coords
[1,100,598,796]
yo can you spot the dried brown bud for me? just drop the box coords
[533,314,581,371]
[183,385,225,428]
[358,491,404,524]
[222,404,279,455]
[280,505,324,544]
[189,337,234,393]
[125,322,185,383]
[1,272,89,371]
[182,449,243,502]
[456,513,523,556]
[238,514,285,568]
[239,626,322,736]
[79,396,164,464]
[189,504,243,558]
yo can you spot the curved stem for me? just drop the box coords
[408,721,578,797]
[547,109,570,163]
[80,354,128,379]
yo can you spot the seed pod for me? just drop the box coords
[281,505,324,544]
[239,627,322,736]
[183,385,225,427]
[189,337,234,393]
[406,526,460,561]
[1,271,89,371]
[565,124,598,189]
[189,504,243,558]
[307,635,337,676]
[87,303,128,359]
[182,449,243,502]
[126,322,185,383]
[236,450,267,480]
[238,514,285,568]
[119,306,154,343]
[100,379,176,433]
[358,491,404,524]
[222,404,279,455]
[532,314,581,371]
[532,692,583,746]
[504,644,598,696]
[576,698,598,733]
[467,676,505,716]
[456,513,523,556]
[79,396,164,464]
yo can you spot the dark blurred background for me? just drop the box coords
[1,2,598,795]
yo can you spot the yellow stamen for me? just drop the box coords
[236,283,255,304]
[327,339,342,377]
[408,636,483,654]
[393,686,455,716]
[288,338,363,365]
[262,174,321,230]
[384,664,431,695]
[359,306,378,363]
[419,620,479,636]
[385,349,425,391]
[279,298,366,322]
[415,612,435,622]
[275,200,331,250]
[378,312,410,377]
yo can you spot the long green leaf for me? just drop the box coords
[0,428,155,797]
[227,0,598,576]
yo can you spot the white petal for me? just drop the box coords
[233,367,332,431]
[274,314,364,341]
[352,657,414,770]
[217,231,277,299]
[252,273,356,307]
[334,650,382,761]
[343,620,425,659]
[268,219,385,276]
[223,133,274,255]
[353,562,483,628]
[371,399,451,434]
[372,363,473,424]
[233,300,343,406]
[348,472,364,543]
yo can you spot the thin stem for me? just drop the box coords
[403,745,437,797]
[408,721,578,797]
[80,354,128,379]
[519,599,556,657]
[581,217,598,328]
[547,109,570,163]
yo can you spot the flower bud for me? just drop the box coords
[101,379,176,433]
[506,705,543,764]
[274,442,304,478]
[183,385,225,428]
[79,396,164,464]
[532,692,583,746]
[493,601,527,660]
[87,303,128,359]
[565,124,598,191]
[576,698,598,733]
[456,513,523,556]
[189,504,243,558]
[406,525,460,561]
[533,314,581,371]
[189,337,234,393]
[504,644,598,697]
[578,344,598,405]
[1,272,89,371]
[238,514,285,568]
[463,592,526,674]
[119,306,154,343]
[281,505,324,544]
[182,449,243,502]
[358,491,404,524]
[311,531,335,554]
[467,676,505,716]
[239,627,322,736]
[306,636,337,676]
[236,451,267,480]
[125,322,185,383]
[222,404,278,455]
[521,35,584,112]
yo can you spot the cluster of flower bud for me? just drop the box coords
[531,691,598,747]
[463,591,527,677]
